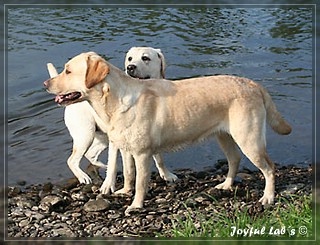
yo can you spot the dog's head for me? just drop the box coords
[125,47,166,79]
[44,52,109,106]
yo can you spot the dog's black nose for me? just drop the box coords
[127,64,136,73]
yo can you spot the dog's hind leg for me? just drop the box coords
[152,154,178,182]
[65,104,97,184]
[230,108,275,205]
[100,142,119,194]
[85,131,108,169]
[236,141,275,205]
[214,132,241,190]
[67,145,92,184]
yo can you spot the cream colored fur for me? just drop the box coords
[44,52,292,215]
[46,48,176,189]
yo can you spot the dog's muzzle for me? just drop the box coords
[126,64,136,77]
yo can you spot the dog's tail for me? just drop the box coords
[261,86,292,135]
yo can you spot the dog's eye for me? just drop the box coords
[128,57,132,62]
[142,56,151,62]
[66,69,71,75]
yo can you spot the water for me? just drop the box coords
[6,7,314,185]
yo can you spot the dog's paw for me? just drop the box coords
[214,181,232,190]
[99,181,115,195]
[124,205,143,216]
[114,188,132,196]
[161,172,178,183]
[259,194,274,205]
[78,173,92,185]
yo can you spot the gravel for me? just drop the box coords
[6,163,313,238]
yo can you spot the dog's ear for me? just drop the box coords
[85,55,110,89]
[156,49,166,79]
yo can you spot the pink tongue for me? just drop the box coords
[55,95,64,103]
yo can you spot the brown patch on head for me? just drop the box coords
[85,54,110,89]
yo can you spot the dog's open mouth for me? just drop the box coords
[55,92,82,105]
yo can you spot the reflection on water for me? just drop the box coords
[7,7,313,185]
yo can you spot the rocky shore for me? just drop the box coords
[6,162,313,238]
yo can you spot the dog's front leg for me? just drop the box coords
[125,152,152,215]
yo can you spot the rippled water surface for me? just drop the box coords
[7,7,314,185]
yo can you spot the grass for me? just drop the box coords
[167,191,313,240]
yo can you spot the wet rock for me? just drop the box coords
[15,197,36,209]
[61,178,79,190]
[17,180,27,186]
[39,195,67,212]
[83,199,111,212]
[71,193,89,202]
[42,182,54,192]
[8,186,21,197]
[81,183,94,194]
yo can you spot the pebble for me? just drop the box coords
[39,195,66,212]
[19,219,30,227]
[155,198,167,204]
[52,228,76,237]
[237,172,254,181]
[17,180,27,186]
[16,197,36,209]
[280,183,306,195]
[83,199,111,212]
[6,165,312,238]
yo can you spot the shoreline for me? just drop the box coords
[7,164,313,238]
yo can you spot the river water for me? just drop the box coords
[6,6,314,185]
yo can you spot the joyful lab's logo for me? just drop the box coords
[230,226,308,237]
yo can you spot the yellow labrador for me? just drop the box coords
[44,52,292,214]
[46,47,176,190]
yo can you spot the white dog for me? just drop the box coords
[44,52,291,214]
[46,47,177,190]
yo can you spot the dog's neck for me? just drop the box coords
[105,62,144,113]
[84,85,111,133]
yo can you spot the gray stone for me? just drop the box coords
[281,183,305,195]
[15,197,36,209]
[83,199,111,212]
[19,219,30,227]
[237,172,254,181]
[52,227,76,237]
[39,195,65,212]
[11,207,25,217]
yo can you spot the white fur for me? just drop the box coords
[46,47,177,188]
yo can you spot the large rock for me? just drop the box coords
[83,199,111,212]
